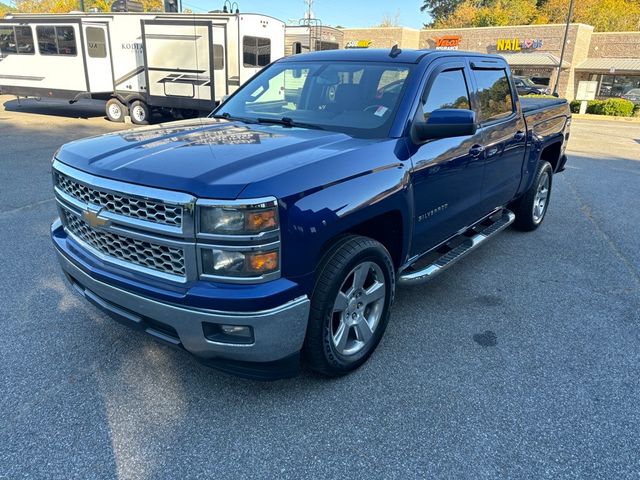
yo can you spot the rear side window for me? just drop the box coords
[0,26,34,55]
[243,36,270,67]
[37,25,77,56]
[474,69,514,122]
[422,69,471,121]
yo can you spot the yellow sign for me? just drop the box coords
[497,38,544,51]
[345,40,372,49]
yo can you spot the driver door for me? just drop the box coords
[409,61,487,256]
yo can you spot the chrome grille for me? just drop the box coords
[55,172,183,227]
[62,209,186,277]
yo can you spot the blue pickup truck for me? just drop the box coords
[51,48,571,379]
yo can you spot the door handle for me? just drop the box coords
[514,130,526,141]
[469,144,485,158]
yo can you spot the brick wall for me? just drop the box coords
[588,32,640,58]
[340,27,420,49]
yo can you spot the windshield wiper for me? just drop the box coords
[210,112,258,124]
[256,117,325,131]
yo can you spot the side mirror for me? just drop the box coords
[412,109,477,143]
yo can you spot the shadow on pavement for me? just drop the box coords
[2,97,107,119]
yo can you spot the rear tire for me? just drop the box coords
[304,235,395,376]
[105,98,127,123]
[129,100,150,125]
[512,160,553,231]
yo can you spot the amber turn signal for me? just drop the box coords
[246,209,277,232]
[247,251,278,273]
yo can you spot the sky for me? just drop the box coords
[180,0,432,29]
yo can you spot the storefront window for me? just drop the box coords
[597,75,640,99]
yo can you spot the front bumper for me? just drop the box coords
[52,220,311,379]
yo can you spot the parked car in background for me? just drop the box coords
[51,49,571,379]
[514,76,550,95]
[622,88,640,104]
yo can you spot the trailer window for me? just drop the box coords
[37,25,77,56]
[0,26,34,55]
[243,36,270,68]
[213,43,224,70]
[86,27,106,58]
[0,27,17,55]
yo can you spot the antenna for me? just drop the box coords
[389,44,402,58]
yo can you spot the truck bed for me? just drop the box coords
[521,97,571,138]
[520,97,567,114]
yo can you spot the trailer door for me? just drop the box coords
[82,23,114,94]
[141,20,214,110]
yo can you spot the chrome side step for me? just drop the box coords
[398,209,515,286]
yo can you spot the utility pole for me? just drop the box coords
[553,0,574,96]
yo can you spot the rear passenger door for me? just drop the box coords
[409,61,487,256]
[471,64,527,212]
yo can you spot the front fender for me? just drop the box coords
[280,162,413,282]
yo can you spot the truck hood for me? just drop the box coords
[56,118,369,199]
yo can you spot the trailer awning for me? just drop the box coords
[499,53,570,69]
[575,58,640,74]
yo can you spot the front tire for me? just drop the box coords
[304,236,395,376]
[512,160,553,231]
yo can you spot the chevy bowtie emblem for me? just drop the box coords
[82,207,110,228]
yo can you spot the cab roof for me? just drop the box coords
[278,48,501,64]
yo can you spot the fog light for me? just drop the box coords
[202,322,254,344]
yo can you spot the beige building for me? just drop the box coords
[340,24,640,101]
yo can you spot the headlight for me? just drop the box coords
[200,248,279,277]
[198,199,278,236]
[196,198,281,282]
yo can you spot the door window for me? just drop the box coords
[213,44,224,70]
[422,69,470,121]
[86,27,106,58]
[474,69,514,122]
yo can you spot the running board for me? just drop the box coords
[398,209,515,286]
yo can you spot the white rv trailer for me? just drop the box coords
[284,24,343,55]
[0,12,285,123]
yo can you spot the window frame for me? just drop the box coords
[242,35,271,68]
[471,66,516,125]
[36,25,78,57]
[0,25,35,56]
[212,43,224,71]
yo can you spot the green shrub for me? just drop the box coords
[570,99,603,114]
[570,100,580,113]
[633,104,640,117]
[598,98,634,116]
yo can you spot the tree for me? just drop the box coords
[15,0,162,12]
[0,1,16,14]
[376,9,401,27]
[537,0,640,31]
[421,0,467,26]
[423,0,640,31]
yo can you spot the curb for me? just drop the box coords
[571,114,640,123]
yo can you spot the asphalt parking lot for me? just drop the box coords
[1,96,639,479]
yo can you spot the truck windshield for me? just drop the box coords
[214,61,414,139]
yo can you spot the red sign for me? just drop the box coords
[435,35,462,50]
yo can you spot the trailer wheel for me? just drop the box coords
[130,100,150,125]
[105,98,127,123]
